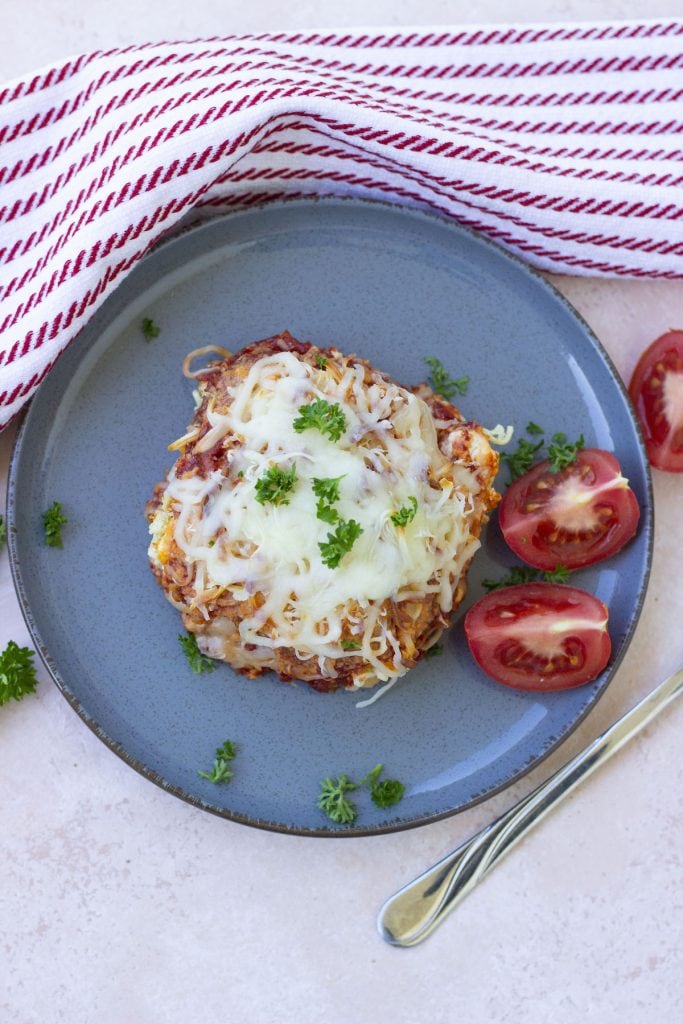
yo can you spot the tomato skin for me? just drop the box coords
[629,330,683,472]
[498,448,640,570]
[465,583,611,691]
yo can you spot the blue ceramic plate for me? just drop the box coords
[8,199,652,836]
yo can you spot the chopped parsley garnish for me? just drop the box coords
[43,502,68,547]
[141,317,160,341]
[547,432,585,473]
[424,356,469,400]
[319,518,363,569]
[0,641,39,707]
[255,464,297,507]
[340,639,361,651]
[178,632,218,673]
[315,354,328,369]
[316,500,339,524]
[501,437,545,480]
[0,514,6,550]
[312,475,344,524]
[502,424,585,480]
[293,398,347,442]
[425,643,443,659]
[482,565,572,592]
[317,775,358,824]
[317,763,406,824]
[198,739,237,784]
[390,496,418,527]
[370,778,406,810]
[312,476,344,504]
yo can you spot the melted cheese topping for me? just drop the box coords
[149,350,491,687]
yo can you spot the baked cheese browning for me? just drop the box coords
[147,332,501,693]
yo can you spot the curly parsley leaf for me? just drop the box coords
[526,421,544,435]
[340,639,361,651]
[0,514,6,550]
[0,641,39,706]
[43,502,68,548]
[359,764,406,810]
[547,432,585,473]
[293,398,347,443]
[424,356,470,400]
[319,518,363,569]
[482,565,572,592]
[312,476,344,504]
[255,464,297,507]
[370,778,406,810]
[314,354,328,369]
[198,739,237,784]
[390,496,418,527]
[501,438,545,481]
[317,775,358,824]
[141,317,161,341]
[178,632,218,674]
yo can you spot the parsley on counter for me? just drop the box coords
[0,641,38,707]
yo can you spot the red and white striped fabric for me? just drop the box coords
[2,19,683,427]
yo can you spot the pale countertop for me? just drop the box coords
[1,3,682,1023]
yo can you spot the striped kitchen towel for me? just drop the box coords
[1,18,683,426]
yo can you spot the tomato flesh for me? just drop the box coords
[499,448,640,570]
[629,330,683,472]
[465,583,611,690]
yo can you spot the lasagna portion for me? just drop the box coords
[147,332,502,696]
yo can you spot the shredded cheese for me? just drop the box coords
[149,350,495,690]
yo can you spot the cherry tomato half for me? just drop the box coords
[499,449,640,571]
[464,583,611,691]
[629,330,683,472]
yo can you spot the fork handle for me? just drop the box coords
[378,668,683,947]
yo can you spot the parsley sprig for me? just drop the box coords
[317,764,406,824]
[547,432,586,473]
[482,565,572,592]
[293,398,347,442]
[255,464,297,507]
[198,739,237,784]
[317,774,358,824]
[0,641,39,706]
[142,317,161,341]
[0,514,6,550]
[390,496,418,527]
[314,354,328,369]
[312,475,344,524]
[43,502,68,547]
[502,422,585,480]
[178,632,218,673]
[319,518,363,569]
[424,356,469,400]
[340,639,361,651]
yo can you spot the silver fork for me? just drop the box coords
[378,666,683,947]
